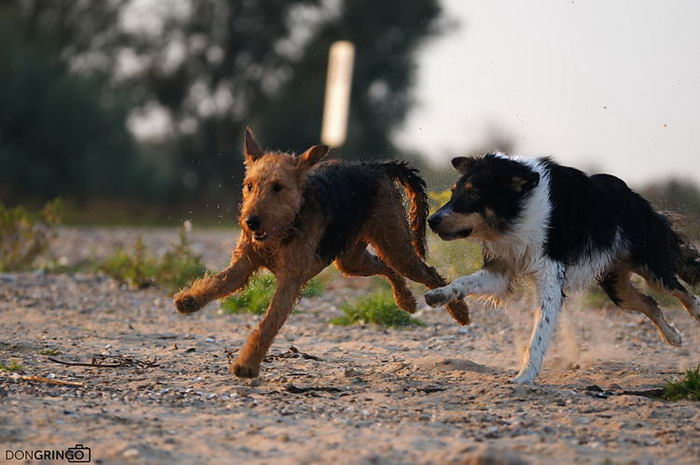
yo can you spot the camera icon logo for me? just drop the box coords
[66,444,91,463]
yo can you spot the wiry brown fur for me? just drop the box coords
[173,128,470,378]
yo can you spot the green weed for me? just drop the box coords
[0,199,62,272]
[331,290,424,327]
[99,236,157,289]
[156,225,208,293]
[660,364,700,401]
[0,360,24,372]
[99,224,207,293]
[220,274,325,315]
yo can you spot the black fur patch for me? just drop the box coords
[539,159,686,286]
[298,161,387,263]
[599,270,621,305]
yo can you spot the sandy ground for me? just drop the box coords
[1,227,699,465]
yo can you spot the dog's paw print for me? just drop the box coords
[229,361,260,378]
[175,295,200,314]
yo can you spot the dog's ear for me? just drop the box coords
[297,144,329,172]
[451,157,474,173]
[497,171,540,193]
[243,127,264,163]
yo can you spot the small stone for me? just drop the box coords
[459,445,530,465]
[122,448,140,458]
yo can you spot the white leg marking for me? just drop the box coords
[424,270,510,307]
[511,261,565,384]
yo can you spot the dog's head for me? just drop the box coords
[239,128,329,243]
[428,154,540,241]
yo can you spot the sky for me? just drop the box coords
[397,0,700,185]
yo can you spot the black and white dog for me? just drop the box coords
[425,154,700,384]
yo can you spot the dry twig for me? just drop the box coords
[48,354,158,369]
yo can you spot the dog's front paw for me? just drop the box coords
[510,372,536,385]
[229,360,260,378]
[425,287,459,307]
[174,293,201,314]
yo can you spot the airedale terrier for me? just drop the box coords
[174,128,470,378]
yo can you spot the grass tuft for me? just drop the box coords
[660,364,700,401]
[220,274,325,315]
[0,199,62,272]
[0,360,24,372]
[331,290,424,327]
[156,225,208,293]
[99,224,207,293]
[99,236,157,289]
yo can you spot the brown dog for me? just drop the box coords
[174,129,470,378]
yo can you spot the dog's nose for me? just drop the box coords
[246,215,261,231]
[427,214,442,230]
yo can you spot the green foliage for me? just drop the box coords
[0,24,142,203]
[99,225,207,293]
[0,360,24,373]
[261,0,445,161]
[3,1,446,205]
[0,199,62,272]
[331,290,424,327]
[660,364,700,401]
[99,237,158,289]
[302,278,328,299]
[156,226,208,293]
[221,275,326,315]
[221,275,276,315]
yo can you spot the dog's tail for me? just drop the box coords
[382,161,429,258]
[678,240,700,286]
[663,211,700,286]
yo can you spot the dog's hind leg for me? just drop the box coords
[174,241,259,314]
[512,261,566,384]
[671,288,700,323]
[230,275,304,378]
[599,266,682,346]
[336,243,417,313]
[644,271,700,324]
[366,225,470,325]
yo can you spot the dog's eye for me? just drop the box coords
[271,183,283,193]
[246,183,253,192]
[464,182,474,191]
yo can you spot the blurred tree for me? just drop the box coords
[261,0,445,160]
[0,12,141,203]
[6,0,445,204]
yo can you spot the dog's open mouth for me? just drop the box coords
[253,232,269,241]
[439,228,473,240]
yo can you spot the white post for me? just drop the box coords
[321,40,355,148]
